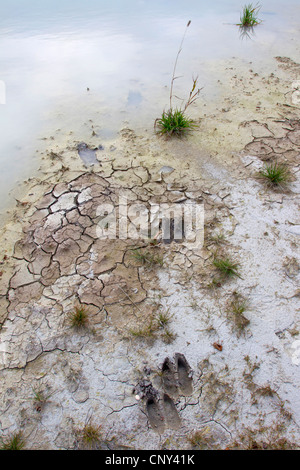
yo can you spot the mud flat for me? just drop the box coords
[0,56,299,450]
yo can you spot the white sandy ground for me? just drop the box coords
[152,173,300,448]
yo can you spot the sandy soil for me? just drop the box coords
[0,54,299,450]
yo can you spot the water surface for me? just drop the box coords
[0,0,299,219]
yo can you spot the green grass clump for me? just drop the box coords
[238,3,262,26]
[188,428,216,450]
[81,424,101,448]
[129,319,158,339]
[213,257,241,279]
[131,248,163,267]
[157,310,172,328]
[232,298,248,316]
[229,426,297,450]
[33,386,52,412]
[206,231,226,246]
[68,305,89,329]
[161,328,177,344]
[155,21,201,139]
[259,162,291,187]
[227,293,250,334]
[157,310,176,343]
[155,108,197,138]
[128,307,175,343]
[0,432,25,450]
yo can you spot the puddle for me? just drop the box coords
[0,0,299,222]
[127,91,143,107]
[77,142,99,166]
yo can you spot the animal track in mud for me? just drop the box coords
[174,352,193,397]
[161,354,193,398]
[136,353,193,433]
[161,356,179,398]
[146,396,166,434]
[162,393,181,430]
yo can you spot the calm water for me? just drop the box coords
[0,0,299,219]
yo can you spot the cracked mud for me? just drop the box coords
[0,56,300,450]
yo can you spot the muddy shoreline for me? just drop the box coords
[0,55,299,450]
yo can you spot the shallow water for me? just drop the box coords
[0,0,299,219]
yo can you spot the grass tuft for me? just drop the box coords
[0,432,25,450]
[155,21,202,138]
[131,248,163,267]
[238,3,262,26]
[129,320,157,339]
[206,231,227,246]
[226,292,250,334]
[259,162,291,187]
[33,386,52,412]
[68,305,89,329]
[81,424,101,448]
[128,307,175,343]
[188,428,216,450]
[157,310,172,328]
[161,328,177,344]
[213,257,241,279]
[155,108,197,138]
